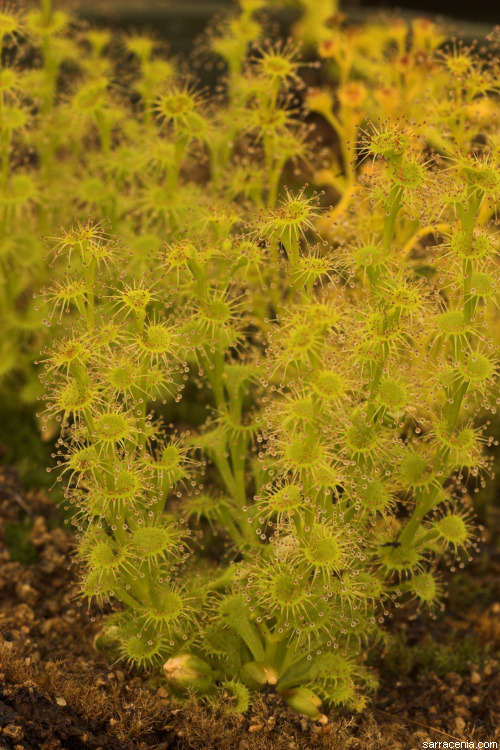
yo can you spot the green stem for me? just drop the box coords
[42,0,52,24]
[84,256,96,331]
[94,111,111,157]
[216,507,248,548]
[281,233,300,268]
[398,190,482,548]
[113,586,141,611]
[1,130,10,190]
[382,183,404,251]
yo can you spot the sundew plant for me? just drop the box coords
[9,0,498,721]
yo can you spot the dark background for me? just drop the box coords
[71,0,500,24]
[355,0,499,24]
[73,0,499,52]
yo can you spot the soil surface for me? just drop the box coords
[0,467,499,750]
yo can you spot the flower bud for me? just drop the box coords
[279,687,328,724]
[240,661,278,691]
[93,625,120,653]
[338,82,367,109]
[163,654,213,696]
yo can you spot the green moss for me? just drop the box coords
[446,571,497,610]
[381,632,491,680]
[0,398,55,493]
[0,399,70,529]
[3,517,39,564]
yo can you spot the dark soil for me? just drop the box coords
[0,467,499,750]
